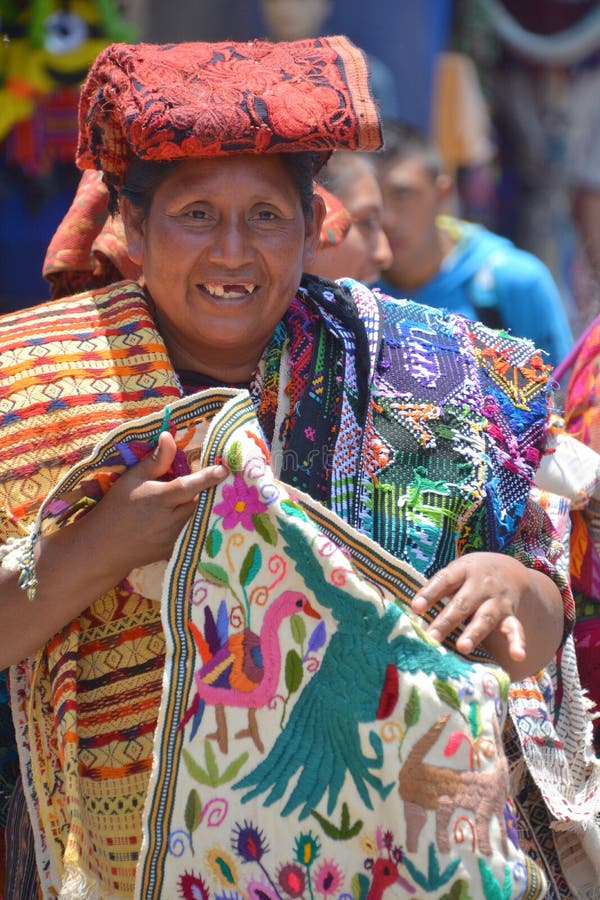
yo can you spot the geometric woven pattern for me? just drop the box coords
[0,281,181,533]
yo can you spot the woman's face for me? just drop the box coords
[122,155,323,381]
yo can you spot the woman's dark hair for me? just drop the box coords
[113,151,319,218]
[280,151,320,218]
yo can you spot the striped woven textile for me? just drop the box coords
[0,280,182,533]
[0,282,182,897]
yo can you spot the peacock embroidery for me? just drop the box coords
[235,514,476,818]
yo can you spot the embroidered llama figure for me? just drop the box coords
[398,713,510,856]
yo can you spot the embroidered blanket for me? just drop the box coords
[13,388,551,898]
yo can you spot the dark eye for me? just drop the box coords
[187,208,208,220]
[354,217,379,235]
[255,209,277,221]
[393,187,416,202]
[296,598,304,608]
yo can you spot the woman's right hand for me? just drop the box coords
[0,431,228,666]
[89,431,228,573]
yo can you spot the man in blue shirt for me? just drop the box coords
[375,121,574,368]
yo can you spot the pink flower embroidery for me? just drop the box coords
[213,473,267,530]
[313,860,343,896]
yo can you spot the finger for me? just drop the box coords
[169,464,229,507]
[427,591,478,643]
[497,614,526,661]
[454,603,501,654]
[411,560,468,613]
[141,431,178,479]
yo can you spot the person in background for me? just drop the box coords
[486,0,600,331]
[310,151,392,284]
[0,36,597,898]
[374,120,574,368]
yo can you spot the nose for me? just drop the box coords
[373,225,393,272]
[208,216,254,266]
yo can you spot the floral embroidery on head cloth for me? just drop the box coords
[76,37,383,188]
[45,35,367,298]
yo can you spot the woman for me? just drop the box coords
[0,37,595,899]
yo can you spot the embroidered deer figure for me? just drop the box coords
[398,713,509,856]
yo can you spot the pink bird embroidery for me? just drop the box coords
[180,591,321,753]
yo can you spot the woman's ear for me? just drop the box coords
[119,197,145,266]
[302,193,327,268]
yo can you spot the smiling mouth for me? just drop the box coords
[202,283,256,299]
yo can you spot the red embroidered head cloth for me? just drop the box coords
[76,37,383,187]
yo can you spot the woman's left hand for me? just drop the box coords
[410,552,564,678]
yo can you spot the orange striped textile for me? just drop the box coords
[0,284,184,896]
[0,280,181,533]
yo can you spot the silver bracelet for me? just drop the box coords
[0,532,39,601]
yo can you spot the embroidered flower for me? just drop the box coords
[293,832,320,867]
[360,835,377,855]
[392,845,404,864]
[313,860,343,896]
[504,802,520,848]
[178,871,210,900]
[231,820,269,862]
[246,877,279,900]
[379,829,394,851]
[213,474,267,530]
[304,426,316,441]
[278,863,306,897]
[204,848,239,887]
